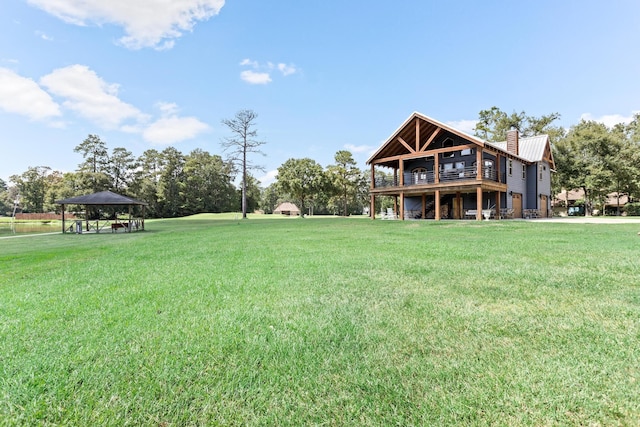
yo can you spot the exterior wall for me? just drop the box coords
[505,158,527,209]
[526,164,538,209]
[538,161,552,211]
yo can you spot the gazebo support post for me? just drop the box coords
[61,205,65,234]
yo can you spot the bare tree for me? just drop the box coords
[221,109,266,218]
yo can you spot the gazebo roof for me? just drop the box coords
[56,190,148,206]
[274,202,300,213]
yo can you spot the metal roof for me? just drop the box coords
[55,190,148,206]
[487,135,550,163]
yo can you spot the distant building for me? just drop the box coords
[273,202,301,216]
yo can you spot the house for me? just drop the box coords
[554,188,631,216]
[273,202,301,216]
[366,112,555,220]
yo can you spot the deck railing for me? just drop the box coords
[375,168,505,189]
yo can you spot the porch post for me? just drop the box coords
[61,204,65,234]
[421,194,426,219]
[394,196,398,218]
[435,190,441,221]
[476,148,483,181]
[434,155,440,184]
[496,191,501,220]
[476,186,482,220]
[370,195,375,220]
[456,192,462,219]
[399,192,405,221]
[370,164,375,189]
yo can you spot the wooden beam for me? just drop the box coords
[397,136,415,153]
[370,195,375,220]
[435,190,441,221]
[420,128,441,152]
[399,159,404,186]
[415,119,420,152]
[370,143,475,166]
[370,164,375,189]
[400,192,405,221]
[476,187,483,220]
[434,155,440,184]
[422,194,426,219]
[496,191,501,220]
[476,148,483,181]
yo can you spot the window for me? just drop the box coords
[460,148,474,156]
[539,165,546,181]
[522,164,526,180]
[443,138,455,158]
[455,161,465,170]
[412,167,427,184]
[508,160,513,176]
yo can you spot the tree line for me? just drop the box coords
[1,111,372,218]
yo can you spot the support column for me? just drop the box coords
[495,191,501,220]
[435,190,441,221]
[421,194,426,219]
[476,187,483,220]
[399,192,405,221]
[61,205,65,234]
[476,148,483,181]
[456,191,462,219]
[394,196,398,218]
[370,195,375,220]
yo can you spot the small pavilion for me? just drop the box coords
[55,191,148,234]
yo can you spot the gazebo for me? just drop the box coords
[55,190,148,234]
[273,202,301,216]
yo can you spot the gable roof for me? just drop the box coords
[273,202,300,213]
[367,112,488,166]
[56,190,147,206]
[368,111,555,168]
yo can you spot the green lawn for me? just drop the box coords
[1,217,639,425]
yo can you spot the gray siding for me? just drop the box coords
[505,159,527,209]
[538,161,552,211]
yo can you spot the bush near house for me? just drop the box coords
[623,202,640,216]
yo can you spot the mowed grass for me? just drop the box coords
[1,217,639,426]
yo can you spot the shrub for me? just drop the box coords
[623,202,640,216]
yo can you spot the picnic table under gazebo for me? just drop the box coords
[55,190,148,234]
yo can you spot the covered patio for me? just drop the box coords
[55,191,147,234]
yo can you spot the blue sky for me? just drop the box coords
[1,0,639,185]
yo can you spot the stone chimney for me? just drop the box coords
[506,127,519,156]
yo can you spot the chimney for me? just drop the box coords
[506,127,519,156]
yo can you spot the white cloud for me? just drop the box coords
[26,0,225,50]
[344,143,375,154]
[240,58,258,68]
[446,119,478,135]
[258,169,278,187]
[277,63,297,76]
[0,67,62,121]
[143,115,209,145]
[240,70,272,85]
[239,58,298,84]
[580,112,638,128]
[36,31,54,41]
[156,101,179,116]
[40,64,147,129]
